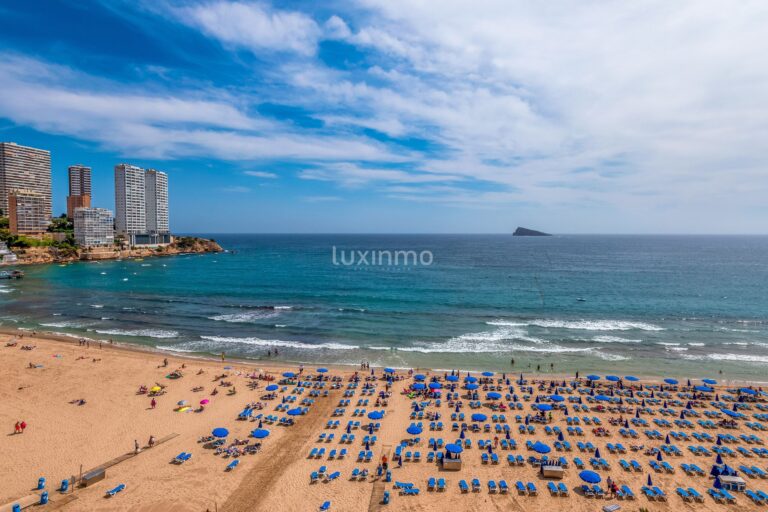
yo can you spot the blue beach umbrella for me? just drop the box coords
[251,429,270,439]
[412,383,426,391]
[740,388,758,395]
[287,408,302,416]
[532,441,551,454]
[625,376,639,382]
[664,378,678,385]
[595,448,601,458]
[265,384,278,391]
[647,475,653,486]
[587,375,600,381]
[466,383,479,390]
[595,395,611,402]
[606,375,620,382]
[536,404,553,411]
[550,395,564,402]
[317,368,328,373]
[445,443,463,454]
[558,432,564,441]
[282,372,295,378]
[460,429,466,439]
[465,376,478,383]
[212,428,229,438]
[429,382,442,390]
[703,379,717,385]
[715,454,723,465]
[720,409,739,418]
[579,470,601,484]
[695,386,714,393]
[471,413,488,422]
[414,374,426,381]
[407,425,422,435]
[384,368,395,374]
[714,476,722,489]
[368,411,384,420]
[656,451,663,461]
[487,392,502,400]
[445,375,459,382]
[482,371,494,377]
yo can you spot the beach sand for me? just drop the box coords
[1,329,766,511]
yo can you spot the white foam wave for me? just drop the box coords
[488,319,664,331]
[682,353,768,363]
[593,352,631,361]
[209,310,279,323]
[687,342,705,347]
[591,335,642,344]
[656,342,680,346]
[90,304,104,309]
[41,320,92,328]
[94,328,179,339]
[199,335,358,350]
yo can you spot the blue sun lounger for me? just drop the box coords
[459,480,469,492]
[106,484,125,497]
[499,480,509,493]
[320,501,331,511]
[226,460,239,471]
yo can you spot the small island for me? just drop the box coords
[513,227,552,236]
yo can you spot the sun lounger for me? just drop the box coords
[326,471,340,482]
[459,480,469,493]
[437,478,446,491]
[226,460,239,471]
[428,477,436,491]
[687,487,703,502]
[488,480,497,493]
[592,484,604,498]
[652,486,667,501]
[516,481,526,494]
[581,484,594,497]
[547,482,559,496]
[472,478,481,492]
[527,482,537,495]
[320,501,331,510]
[106,484,125,497]
[499,480,509,493]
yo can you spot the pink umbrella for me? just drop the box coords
[200,399,210,405]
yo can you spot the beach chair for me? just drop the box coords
[746,490,765,504]
[516,481,526,494]
[226,460,239,471]
[472,478,481,492]
[547,482,559,496]
[592,484,604,498]
[687,487,704,502]
[676,487,691,501]
[310,471,319,483]
[720,489,737,504]
[499,480,509,493]
[488,480,497,493]
[458,480,469,493]
[437,478,446,491]
[382,491,390,505]
[708,489,724,503]
[320,501,331,511]
[527,482,537,495]
[641,486,656,500]
[106,484,125,497]
[428,477,436,491]
[652,486,667,501]
[327,471,340,482]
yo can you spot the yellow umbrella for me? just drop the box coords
[150,386,161,392]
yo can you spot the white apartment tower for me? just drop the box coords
[145,169,169,234]
[114,164,170,245]
[114,164,146,240]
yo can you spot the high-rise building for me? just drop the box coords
[114,164,170,245]
[73,207,114,247]
[8,189,49,235]
[67,164,92,218]
[145,169,169,234]
[0,142,51,219]
[114,164,146,240]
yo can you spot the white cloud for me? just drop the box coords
[178,1,321,55]
[220,185,251,193]
[244,170,278,178]
[298,162,465,187]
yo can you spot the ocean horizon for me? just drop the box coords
[2,233,768,381]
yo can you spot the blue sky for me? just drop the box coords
[1,0,767,233]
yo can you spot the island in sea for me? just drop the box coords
[512,226,552,236]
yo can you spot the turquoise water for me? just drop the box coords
[1,234,768,380]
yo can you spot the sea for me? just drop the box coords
[2,234,768,381]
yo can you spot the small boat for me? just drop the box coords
[0,270,24,279]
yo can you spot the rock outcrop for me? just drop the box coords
[7,237,223,266]
[512,227,552,236]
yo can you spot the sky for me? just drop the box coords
[0,0,767,234]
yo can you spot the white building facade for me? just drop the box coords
[73,207,114,247]
[114,164,170,246]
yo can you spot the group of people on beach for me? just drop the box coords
[13,420,27,434]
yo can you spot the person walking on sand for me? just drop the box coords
[150,398,157,409]
[148,435,156,448]
[19,420,26,433]
[134,439,140,454]
[14,421,20,434]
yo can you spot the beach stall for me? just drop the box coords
[442,443,463,471]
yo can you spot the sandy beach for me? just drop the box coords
[1,329,767,512]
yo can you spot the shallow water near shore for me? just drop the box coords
[2,234,768,380]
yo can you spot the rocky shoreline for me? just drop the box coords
[4,237,223,266]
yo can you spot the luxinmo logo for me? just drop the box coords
[332,247,434,267]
